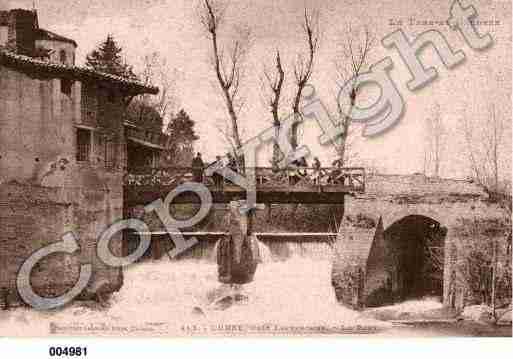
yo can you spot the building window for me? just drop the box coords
[81,84,98,125]
[76,128,92,162]
[104,140,117,168]
[61,79,73,97]
[152,151,161,168]
[59,50,67,64]
[0,26,8,46]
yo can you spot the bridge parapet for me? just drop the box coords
[123,166,365,204]
[124,166,365,191]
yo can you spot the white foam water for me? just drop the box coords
[0,244,389,337]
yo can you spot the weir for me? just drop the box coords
[123,166,362,291]
[126,232,337,262]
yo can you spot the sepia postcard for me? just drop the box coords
[0,0,512,346]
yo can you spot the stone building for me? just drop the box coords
[0,9,159,307]
[331,173,508,310]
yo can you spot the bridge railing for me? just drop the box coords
[123,166,365,193]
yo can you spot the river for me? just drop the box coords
[0,242,510,337]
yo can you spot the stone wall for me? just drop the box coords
[0,182,123,304]
[331,174,506,309]
[0,63,125,307]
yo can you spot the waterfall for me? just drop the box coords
[284,242,333,260]
[256,240,273,263]
[211,237,273,263]
[0,254,389,337]
[261,241,333,262]
[175,237,331,263]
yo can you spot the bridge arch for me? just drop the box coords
[364,213,448,306]
[380,207,446,230]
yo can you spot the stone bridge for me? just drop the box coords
[331,173,508,310]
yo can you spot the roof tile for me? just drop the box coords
[0,49,158,95]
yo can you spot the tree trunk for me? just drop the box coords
[492,238,497,319]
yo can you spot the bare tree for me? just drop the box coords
[334,25,374,165]
[198,0,250,159]
[462,104,505,198]
[139,52,178,123]
[215,121,239,157]
[424,103,444,178]
[261,50,285,168]
[291,8,319,150]
[461,105,511,313]
[125,52,178,138]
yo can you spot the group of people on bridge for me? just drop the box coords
[191,152,239,185]
[190,152,349,189]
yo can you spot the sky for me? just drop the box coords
[2,0,511,180]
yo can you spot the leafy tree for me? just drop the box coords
[85,35,137,79]
[163,109,199,166]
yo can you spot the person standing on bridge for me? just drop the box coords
[312,157,322,185]
[192,152,205,183]
[227,152,237,172]
[211,155,224,190]
[298,156,308,178]
[329,157,344,185]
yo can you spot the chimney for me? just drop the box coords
[7,9,38,55]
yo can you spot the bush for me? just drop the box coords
[452,217,511,306]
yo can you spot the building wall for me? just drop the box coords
[0,65,72,182]
[81,83,127,169]
[35,39,75,66]
[0,63,125,306]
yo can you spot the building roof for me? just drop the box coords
[124,121,168,150]
[0,49,159,95]
[35,28,78,47]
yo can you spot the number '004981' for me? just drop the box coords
[49,347,87,357]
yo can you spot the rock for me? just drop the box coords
[496,306,512,325]
[232,293,248,303]
[217,201,259,285]
[217,235,259,285]
[205,284,234,304]
[201,284,249,311]
[210,293,249,311]
[191,306,205,316]
[211,296,234,311]
[461,305,494,323]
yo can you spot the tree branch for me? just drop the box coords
[291,7,319,149]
